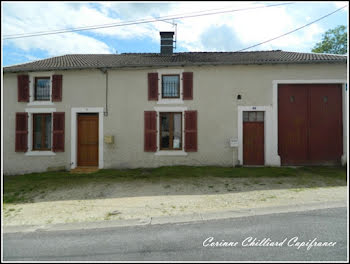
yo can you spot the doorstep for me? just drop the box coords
[70,167,99,174]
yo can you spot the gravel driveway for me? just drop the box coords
[3,172,347,226]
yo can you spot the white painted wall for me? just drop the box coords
[3,63,347,174]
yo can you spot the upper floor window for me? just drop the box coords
[34,77,50,101]
[162,75,180,98]
[17,74,62,104]
[147,71,192,103]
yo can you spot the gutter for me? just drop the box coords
[99,68,108,117]
[3,60,347,73]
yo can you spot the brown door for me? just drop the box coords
[243,111,265,165]
[77,114,98,166]
[278,84,308,165]
[309,84,343,164]
[278,84,342,165]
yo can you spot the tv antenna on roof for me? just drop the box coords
[162,19,177,50]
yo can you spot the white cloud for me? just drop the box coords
[2,2,164,49]
[24,55,40,61]
[161,2,325,52]
[333,1,348,11]
[2,1,342,57]
[6,33,113,56]
[3,3,114,55]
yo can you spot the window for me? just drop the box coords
[34,77,50,101]
[162,75,180,98]
[243,111,264,122]
[33,113,52,150]
[160,112,182,150]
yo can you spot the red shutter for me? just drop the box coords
[17,75,29,102]
[52,112,65,152]
[148,73,158,100]
[185,110,197,152]
[15,112,28,152]
[144,111,157,152]
[52,75,62,102]
[183,72,193,100]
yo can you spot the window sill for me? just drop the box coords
[157,99,184,105]
[27,101,54,106]
[25,151,56,156]
[155,150,188,156]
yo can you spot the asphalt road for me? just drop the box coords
[3,207,347,261]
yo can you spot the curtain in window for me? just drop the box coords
[33,114,52,150]
[162,76,179,97]
[35,78,50,100]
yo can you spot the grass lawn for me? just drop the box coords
[3,166,347,204]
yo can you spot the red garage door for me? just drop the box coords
[278,84,342,165]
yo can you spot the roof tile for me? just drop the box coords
[3,50,347,73]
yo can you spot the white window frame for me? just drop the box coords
[28,71,55,106]
[25,108,56,156]
[154,106,188,156]
[157,69,184,104]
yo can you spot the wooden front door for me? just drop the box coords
[77,114,98,166]
[243,111,265,165]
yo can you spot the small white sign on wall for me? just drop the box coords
[230,137,238,147]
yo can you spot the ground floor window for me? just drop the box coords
[33,113,52,150]
[160,112,182,150]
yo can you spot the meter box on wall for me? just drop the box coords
[230,138,238,147]
[104,135,114,144]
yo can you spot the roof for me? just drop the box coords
[3,50,347,73]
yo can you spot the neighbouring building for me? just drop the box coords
[3,32,347,175]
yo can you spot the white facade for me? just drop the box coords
[3,63,348,175]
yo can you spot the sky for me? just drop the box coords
[2,1,348,66]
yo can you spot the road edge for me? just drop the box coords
[3,200,347,234]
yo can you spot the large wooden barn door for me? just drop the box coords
[278,84,342,165]
[308,84,343,164]
[278,84,308,165]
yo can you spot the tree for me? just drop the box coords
[312,25,347,54]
